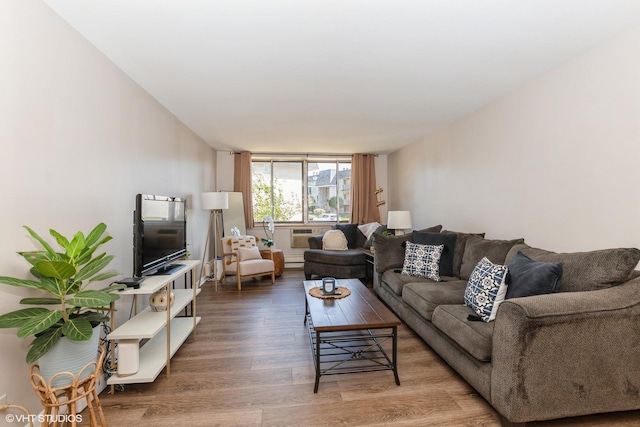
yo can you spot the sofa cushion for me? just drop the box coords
[303,248,367,266]
[401,279,467,321]
[322,229,348,250]
[460,236,524,280]
[373,233,413,273]
[464,257,509,322]
[401,242,444,281]
[413,231,457,277]
[441,230,485,278]
[432,304,494,362]
[333,223,362,249]
[506,251,563,299]
[516,245,640,293]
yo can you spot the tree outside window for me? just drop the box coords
[252,159,351,224]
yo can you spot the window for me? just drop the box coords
[252,159,351,224]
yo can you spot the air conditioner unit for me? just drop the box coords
[290,228,323,248]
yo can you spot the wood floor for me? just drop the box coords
[97,269,640,426]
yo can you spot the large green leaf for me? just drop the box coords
[18,250,57,267]
[27,327,63,364]
[19,297,61,305]
[84,223,107,248]
[34,260,76,280]
[0,308,51,328]
[23,226,57,258]
[75,254,114,282]
[48,229,70,252]
[65,231,86,261]
[0,276,45,290]
[17,309,63,338]
[67,290,113,308]
[61,317,93,341]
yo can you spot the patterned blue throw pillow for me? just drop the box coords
[464,257,509,322]
[401,241,444,281]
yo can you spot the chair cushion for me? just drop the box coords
[237,259,274,276]
[401,279,467,321]
[432,304,494,362]
[238,246,262,261]
[322,230,348,250]
[228,236,257,251]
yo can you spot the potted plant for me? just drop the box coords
[261,215,275,249]
[0,223,123,384]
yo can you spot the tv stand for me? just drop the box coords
[153,263,185,275]
[107,260,200,391]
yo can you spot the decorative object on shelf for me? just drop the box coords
[201,191,229,289]
[0,223,124,386]
[230,227,241,237]
[308,286,351,299]
[322,277,337,295]
[387,211,412,236]
[261,215,275,248]
[149,288,175,312]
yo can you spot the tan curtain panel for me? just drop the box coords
[350,153,380,224]
[233,151,254,229]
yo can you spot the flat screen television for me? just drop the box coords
[133,194,187,277]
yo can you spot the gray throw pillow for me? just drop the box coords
[412,231,457,277]
[506,251,563,299]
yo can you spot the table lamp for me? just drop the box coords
[387,211,412,236]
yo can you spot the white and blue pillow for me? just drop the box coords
[464,257,509,322]
[401,242,444,282]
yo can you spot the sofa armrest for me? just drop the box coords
[308,234,324,249]
[491,279,640,423]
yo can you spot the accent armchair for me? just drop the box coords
[221,236,275,290]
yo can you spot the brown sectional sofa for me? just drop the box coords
[372,228,640,425]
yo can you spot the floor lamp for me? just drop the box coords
[201,192,229,289]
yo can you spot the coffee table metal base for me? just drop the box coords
[305,313,400,393]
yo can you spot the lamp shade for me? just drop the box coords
[387,211,412,231]
[201,192,229,210]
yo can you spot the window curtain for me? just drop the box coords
[233,151,254,229]
[350,154,380,224]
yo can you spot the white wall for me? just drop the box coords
[0,0,216,415]
[389,26,640,252]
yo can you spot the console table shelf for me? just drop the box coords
[107,317,201,385]
[107,260,200,389]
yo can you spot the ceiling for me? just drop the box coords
[43,0,640,155]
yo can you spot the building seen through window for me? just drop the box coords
[251,159,351,224]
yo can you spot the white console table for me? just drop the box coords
[107,260,201,391]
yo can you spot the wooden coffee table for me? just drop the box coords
[303,278,401,392]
